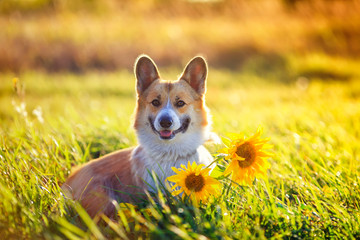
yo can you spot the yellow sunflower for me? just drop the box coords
[166,161,221,203]
[219,126,273,184]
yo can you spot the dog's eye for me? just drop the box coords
[175,100,186,108]
[151,99,161,107]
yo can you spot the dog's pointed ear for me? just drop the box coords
[180,56,208,95]
[135,55,160,94]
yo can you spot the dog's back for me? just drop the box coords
[63,148,145,217]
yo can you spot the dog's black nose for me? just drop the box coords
[159,115,173,128]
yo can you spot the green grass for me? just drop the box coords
[0,64,360,239]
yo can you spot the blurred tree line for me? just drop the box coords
[1,0,359,77]
[0,0,355,15]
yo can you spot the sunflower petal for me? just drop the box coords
[188,161,192,170]
[217,148,229,154]
[171,184,179,190]
[171,167,182,174]
[172,189,183,196]
[223,160,237,176]
[201,168,211,175]
[167,175,180,182]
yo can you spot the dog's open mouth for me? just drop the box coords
[149,117,190,140]
[159,130,173,138]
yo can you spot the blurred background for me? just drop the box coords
[1,0,359,79]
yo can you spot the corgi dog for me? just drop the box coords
[62,55,215,218]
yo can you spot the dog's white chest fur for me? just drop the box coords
[131,144,213,191]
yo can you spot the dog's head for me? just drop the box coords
[133,55,211,154]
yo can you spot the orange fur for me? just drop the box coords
[62,148,145,218]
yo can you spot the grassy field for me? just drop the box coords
[1,63,360,239]
[1,0,360,239]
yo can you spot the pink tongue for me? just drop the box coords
[160,130,172,137]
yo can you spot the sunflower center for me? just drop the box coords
[236,142,256,168]
[185,173,205,192]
